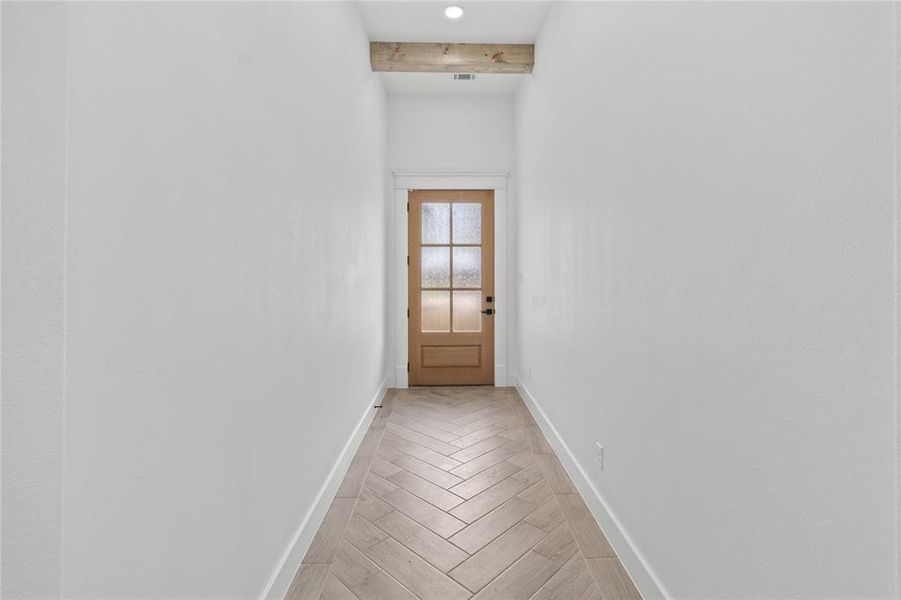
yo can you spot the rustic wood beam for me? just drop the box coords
[370,42,534,74]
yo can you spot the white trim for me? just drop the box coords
[394,173,509,388]
[514,376,670,600]
[259,378,388,600]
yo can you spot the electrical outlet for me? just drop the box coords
[595,442,604,470]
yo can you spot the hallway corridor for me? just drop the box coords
[287,387,640,600]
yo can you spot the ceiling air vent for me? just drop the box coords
[454,73,476,81]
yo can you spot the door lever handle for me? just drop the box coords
[481,309,495,315]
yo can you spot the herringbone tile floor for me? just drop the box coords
[286,387,642,600]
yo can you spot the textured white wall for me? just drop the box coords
[1,3,68,597]
[3,2,388,598]
[388,94,515,174]
[386,94,517,385]
[515,2,898,598]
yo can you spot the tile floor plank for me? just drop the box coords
[303,497,356,564]
[450,461,523,500]
[284,564,330,600]
[374,509,470,573]
[297,387,642,600]
[471,550,562,600]
[584,558,642,599]
[361,537,471,600]
[392,453,464,489]
[380,487,467,538]
[387,469,465,511]
[318,573,357,600]
[449,521,548,592]
[449,497,538,554]
[450,476,532,523]
[555,494,616,558]
[330,541,417,600]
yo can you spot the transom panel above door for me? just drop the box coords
[409,190,494,386]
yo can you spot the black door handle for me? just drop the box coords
[481,309,495,315]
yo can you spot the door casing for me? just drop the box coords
[393,173,508,388]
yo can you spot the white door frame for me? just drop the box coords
[394,172,509,388]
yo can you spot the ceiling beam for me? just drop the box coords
[370,42,534,74]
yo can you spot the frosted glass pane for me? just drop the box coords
[453,247,481,288]
[422,247,450,288]
[453,291,481,332]
[422,203,450,244]
[422,291,450,332]
[453,203,481,244]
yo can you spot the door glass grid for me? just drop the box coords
[421,201,482,333]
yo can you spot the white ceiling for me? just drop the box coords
[358,1,550,95]
[358,1,551,44]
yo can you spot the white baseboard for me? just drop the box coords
[395,365,408,389]
[259,377,388,600]
[514,376,670,600]
[494,363,508,387]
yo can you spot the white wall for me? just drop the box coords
[386,94,516,385]
[387,94,515,173]
[1,3,68,597]
[515,3,899,599]
[3,2,388,598]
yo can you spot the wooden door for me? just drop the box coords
[409,190,494,386]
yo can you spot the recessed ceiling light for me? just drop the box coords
[444,5,464,19]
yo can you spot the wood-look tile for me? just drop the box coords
[382,432,463,471]
[394,416,461,442]
[555,494,616,558]
[535,454,576,494]
[449,497,537,554]
[449,521,548,592]
[524,498,566,533]
[386,422,462,455]
[285,564,329,600]
[300,386,641,600]
[369,456,402,479]
[392,453,464,489]
[507,449,536,469]
[450,476,532,523]
[330,541,417,600]
[336,454,372,498]
[303,497,356,564]
[387,469,465,511]
[375,441,404,461]
[533,522,578,565]
[510,462,544,487]
[512,402,537,427]
[449,435,512,463]
[357,428,383,456]
[380,487,467,538]
[584,558,642,599]
[499,425,526,442]
[374,509,469,573]
[518,480,553,507]
[451,415,507,437]
[449,445,518,479]
[450,461,522,500]
[363,472,397,497]
[319,573,356,600]
[344,513,388,551]
[354,491,393,523]
[531,553,599,600]
[450,422,511,449]
[471,550,561,600]
[525,425,554,455]
[361,537,471,600]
